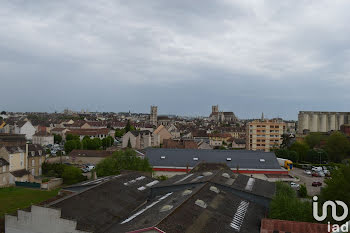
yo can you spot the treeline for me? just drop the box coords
[276,132,350,163]
[64,134,114,154]
[95,149,152,177]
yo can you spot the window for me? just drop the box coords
[31,151,35,156]
[2,166,5,173]
[39,150,42,155]
[32,160,34,166]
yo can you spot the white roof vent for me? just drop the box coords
[182,189,193,196]
[160,156,166,159]
[195,199,207,209]
[222,173,230,179]
[260,159,265,162]
[226,158,232,161]
[193,157,199,161]
[210,186,220,194]
[160,205,173,212]
[202,172,213,176]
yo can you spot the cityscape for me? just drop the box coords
[1,1,350,233]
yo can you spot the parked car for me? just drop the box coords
[318,171,325,177]
[312,172,320,177]
[290,182,300,189]
[312,166,323,172]
[312,181,322,187]
[304,170,312,175]
[84,165,95,172]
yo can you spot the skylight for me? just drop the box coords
[193,157,198,161]
[160,156,166,159]
[226,158,232,161]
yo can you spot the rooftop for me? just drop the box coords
[145,148,282,170]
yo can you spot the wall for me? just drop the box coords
[5,205,88,233]
[41,178,63,190]
[0,165,10,187]
[19,122,36,140]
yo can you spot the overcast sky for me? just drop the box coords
[1,0,350,119]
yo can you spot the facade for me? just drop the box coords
[0,158,10,187]
[297,111,350,134]
[27,144,45,177]
[153,125,172,144]
[32,131,54,146]
[208,133,231,147]
[246,119,286,152]
[0,145,28,185]
[122,130,160,149]
[149,106,157,126]
[0,133,26,146]
[14,121,36,140]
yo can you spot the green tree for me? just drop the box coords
[304,133,323,149]
[275,149,298,162]
[115,128,126,138]
[325,132,350,162]
[95,149,152,177]
[64,140,76,154]
[53,134,62,144]
[125,120,135,133]
[289,141,309,162]
[269,182,314,222]
[298,184,307,198]
[61,166,86,185]
[66,134,80,141]
[320,165,350,224]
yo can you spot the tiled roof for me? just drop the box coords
[260,218,329,233]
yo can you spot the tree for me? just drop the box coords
[125,120,135,133]
[95,149,152,177]
[325,132,350,162]
[0,111,6,115]
[53,134,62,144]
[269,182,314,222]
[304,133,323,149]
[115,128,126,138]
[320,165,350,224]
[275,149,298,162]
[64,140,76,154]
[61,166,86,185]
[289,141,309,162]
[298,184,307,198]
[66,134,80,141]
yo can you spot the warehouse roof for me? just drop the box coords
[145,148,281,170]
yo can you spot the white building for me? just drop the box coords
[32,132,54,146]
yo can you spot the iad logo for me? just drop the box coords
[313,196,349,232]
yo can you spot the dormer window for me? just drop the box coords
[39,150,42,156]
[31,151,35,156]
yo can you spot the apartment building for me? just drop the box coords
[246,119,286,152]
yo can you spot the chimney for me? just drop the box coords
[25,142,28,170]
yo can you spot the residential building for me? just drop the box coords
[157,116,171,126]
[27,144,46,177]
[50,128,69,140]
[166,124,180,138]
[0,145,29,184]
[163,139,198,149]
[153,125,172,144]
[246,119,286,152]
[298,111,350,134]
[340,124,350,136]
[230,138,246,149]
[67,128,110,140]
[208,133,231,147]
[32,131,54,146]
[0,133,26,146]
[0,158,10,187]
[122,130,160,149]
[197,140,212,149]
[13,121,36,140]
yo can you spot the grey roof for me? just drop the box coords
[0,158,9,167]
[48,172,157,233]
[10,169,30,177]
[145,148,281,170]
